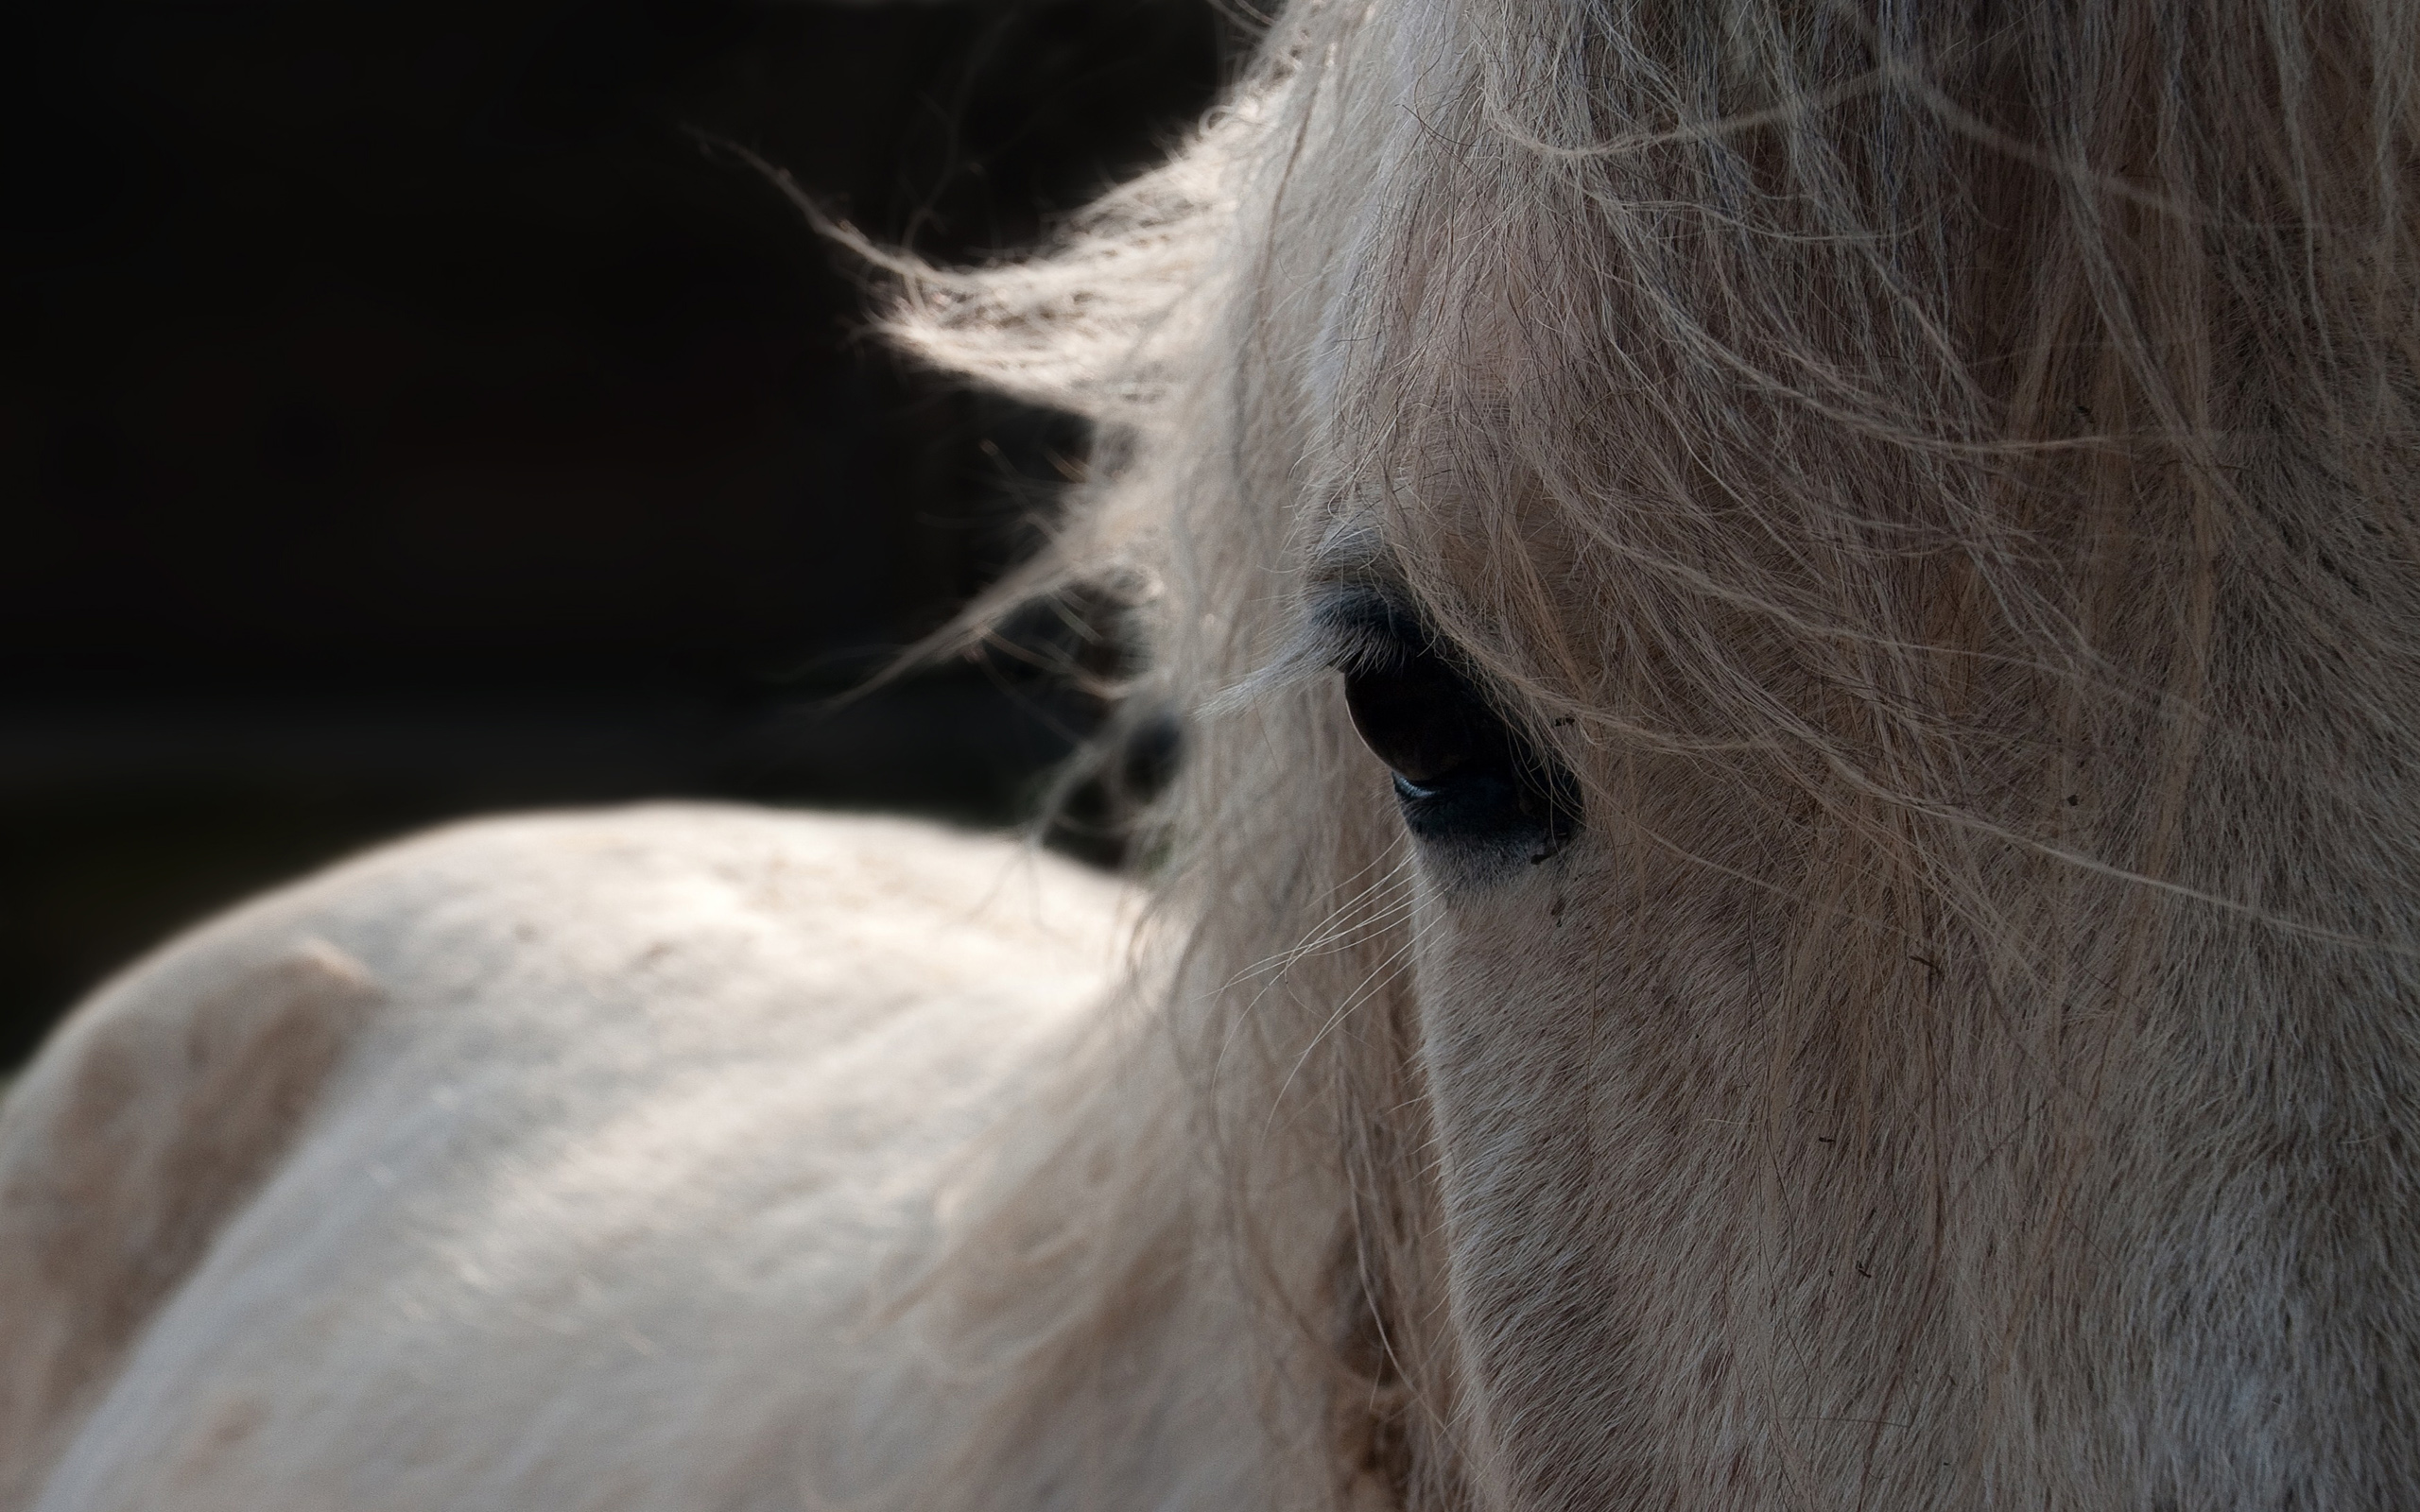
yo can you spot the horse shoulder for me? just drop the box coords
[0,804,1129,1512]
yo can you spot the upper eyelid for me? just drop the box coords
[1305,588,1535,728]
[1305,584,1423,673]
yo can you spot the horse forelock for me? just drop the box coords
[886,1,2420,1506]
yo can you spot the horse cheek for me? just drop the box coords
[1408,850,1672,1510]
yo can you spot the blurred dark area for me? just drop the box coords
[0,0,1232,1068]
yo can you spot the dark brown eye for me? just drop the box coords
[1341,649,1489,785]
[1331,602,1581,865]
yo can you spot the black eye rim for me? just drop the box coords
[1316,588,1582,865]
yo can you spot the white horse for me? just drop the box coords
[9,0,2420,1506]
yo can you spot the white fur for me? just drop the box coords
[0,807,1197,1511]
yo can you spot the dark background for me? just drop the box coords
[2,0,1233,1068]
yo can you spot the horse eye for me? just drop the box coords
[1339,636,1581,864]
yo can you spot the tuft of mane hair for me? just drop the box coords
[883,0,2420,1507]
